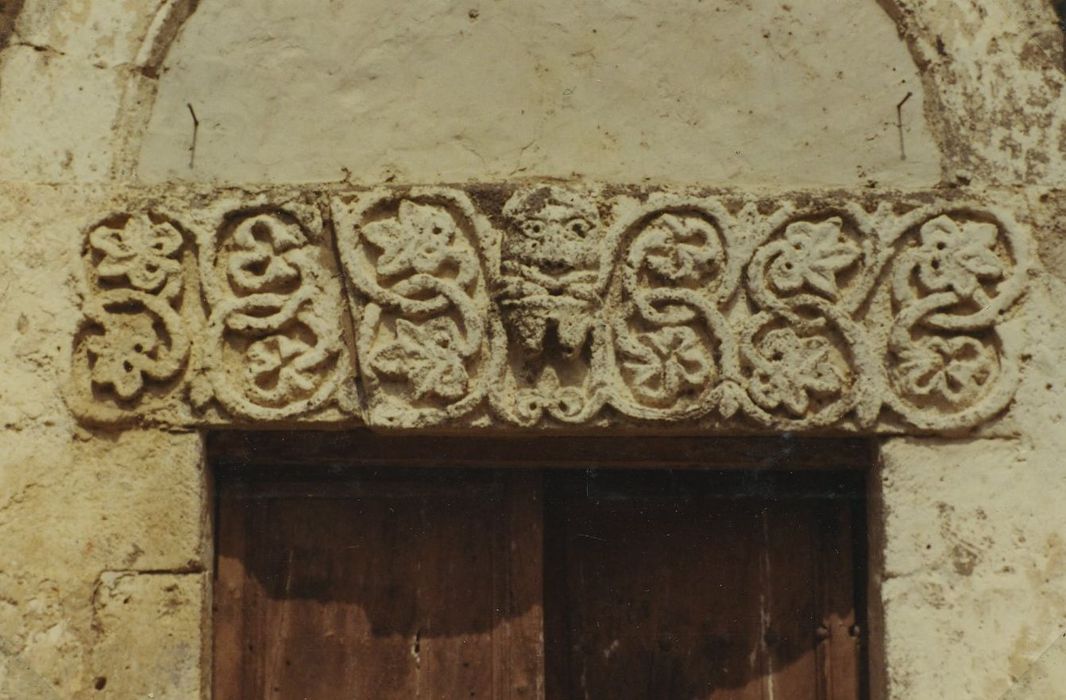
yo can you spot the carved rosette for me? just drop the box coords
[332,188,502,428]
[200,204,349,421]
[69,186,1031,433]
[70,211,194,424]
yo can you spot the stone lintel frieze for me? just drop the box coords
[66,184,1031,433]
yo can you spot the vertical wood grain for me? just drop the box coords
[213,470,544,700]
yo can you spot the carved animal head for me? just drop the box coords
[501,186,602,274]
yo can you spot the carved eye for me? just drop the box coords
[523,220,546,238]
[568,218,592,236]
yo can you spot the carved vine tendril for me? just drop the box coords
[204,210,345,419]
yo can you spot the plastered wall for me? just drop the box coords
[0,1,1065,698]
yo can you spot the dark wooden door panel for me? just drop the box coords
[544,472,863,700]
[212,459,866,700]
[213,469,544,700]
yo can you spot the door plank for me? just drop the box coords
[545,474,768,700]
[214,466,865,700]
[816,501,862,699]
[762,501,819,700]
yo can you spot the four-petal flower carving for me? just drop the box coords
[915,215,1004,299]
[768,217,860,299]
[623,326,715,406]
[245,334,318,402]
[893,335,994,405]
[362,200,465,279]
[371,318,469,401]
[749,328,845,416]
[227,214,304,295]
[89,215,183,294]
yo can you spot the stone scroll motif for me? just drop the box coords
[199,204,349,421]
[70,196,353,426]
[882,210,1027,430]
[604,196,745,422]
[70,186,1030,432]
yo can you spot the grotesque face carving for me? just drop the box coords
[501,186,602,275]
[496,186,604,356]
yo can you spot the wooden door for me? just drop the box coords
[213,468,544,699]
[543,471,864,700]
[212,438,867,700]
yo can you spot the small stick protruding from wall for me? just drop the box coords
[896,91,913,161]
[187,103,199,169]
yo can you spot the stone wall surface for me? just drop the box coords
[0,1,1063,699]
[0,184,207,698]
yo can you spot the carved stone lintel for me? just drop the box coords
[68,185,1031,434]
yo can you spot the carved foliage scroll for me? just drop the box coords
[605,196,742,421]
[71,196,352,426]
[883,207,1026,430]
[200,204,348,420]
[70,186,1030,433]
[742,208,878,429]
[332,189,500,428]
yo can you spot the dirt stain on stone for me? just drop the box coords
[950,543,979,576]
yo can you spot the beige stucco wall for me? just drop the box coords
[0,1,1064,698]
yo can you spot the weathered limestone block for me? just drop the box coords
[68,184,1031,435]
[1002,634,1066,699]
[90,571,205,698]
[0,428,207,696]
[880,437,1066,699]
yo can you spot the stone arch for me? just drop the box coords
[874,0,1066,185]
[0,0,200,181]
